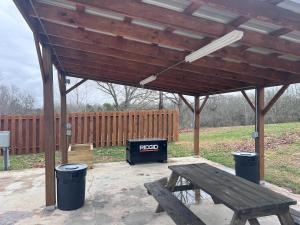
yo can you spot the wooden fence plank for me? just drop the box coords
[96,112,100,147]
[118,113,123,146]
[100,112,105,147]
[149,111,153,138]
[107,113,111,146]
[123,112,128,145]
[112,112,117,146]
[32,116,37,153]
[128,111,133,139]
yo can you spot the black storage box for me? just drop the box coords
[55,163,88,211]
[126,138,167,165]
[232,152,259,184]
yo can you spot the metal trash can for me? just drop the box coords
[232,152,259,184]
[55,163,88,210]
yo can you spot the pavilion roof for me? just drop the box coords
[14,0,300,96]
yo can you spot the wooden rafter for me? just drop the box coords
[65,78,88,94]
[56,53,247,89]
[39,33,300,86]
[13,0,300,99]
[199,95,209,113]
[63,65,216,94]
[35,27,300,85]
[37,22,300,75]
[192,0,300,31]
[64,0,300,57]
[179,94,194,113]
[241,90,255,112]
[41,34,271,85]
[263,85,290,115]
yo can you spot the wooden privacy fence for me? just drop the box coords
[0,110,179,155]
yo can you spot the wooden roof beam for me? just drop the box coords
[37,27,298,85]
[65,0,300,57]
[199,95,209,113]
[179,94,194,113]
[50,44,268,86]
[30,2,202,51]
[241,90,255,112]
[65,78,88,94]
[263,85,290,115]
[39,34,266,85]
[59,57,241,90]
[38,21,300,74]
[61,62,232,92]
[191,0,300,31]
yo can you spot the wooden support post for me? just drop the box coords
[58,73,68,164]
[255,87,265,182]
[194,96,200,156]
[42,44,56,207]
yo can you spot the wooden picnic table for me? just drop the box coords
[145,163,297,225]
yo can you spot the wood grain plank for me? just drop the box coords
[169,163,296,214]
[145,181,205,225]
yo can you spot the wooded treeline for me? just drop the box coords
[1,83,299,128]
[173,85,300,128]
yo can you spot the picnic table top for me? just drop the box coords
[169,163,297,214]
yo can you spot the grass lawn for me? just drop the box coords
[1,122,300,193]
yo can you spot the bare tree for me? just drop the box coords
[0,85,35,115]
[96,82,157,111]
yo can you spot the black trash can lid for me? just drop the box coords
[232,152,257,157]
[56,163,88,172]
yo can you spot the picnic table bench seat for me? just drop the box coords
[145,181,205,225]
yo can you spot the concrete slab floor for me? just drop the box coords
[0,157,299,225]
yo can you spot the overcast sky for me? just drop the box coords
[0,0,112,107]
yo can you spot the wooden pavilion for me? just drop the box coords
[13,0,300,207]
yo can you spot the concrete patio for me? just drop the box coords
[0,157,299,225]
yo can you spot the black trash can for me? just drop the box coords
[55,163,88,210]
[232,152,259,184]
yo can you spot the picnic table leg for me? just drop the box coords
[155,172,179,213]
[230,213,247,225]
[278,210,295,225]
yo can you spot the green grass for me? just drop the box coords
[0,152,61,171]
[1,121,300,193]
[180,122,300,143]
